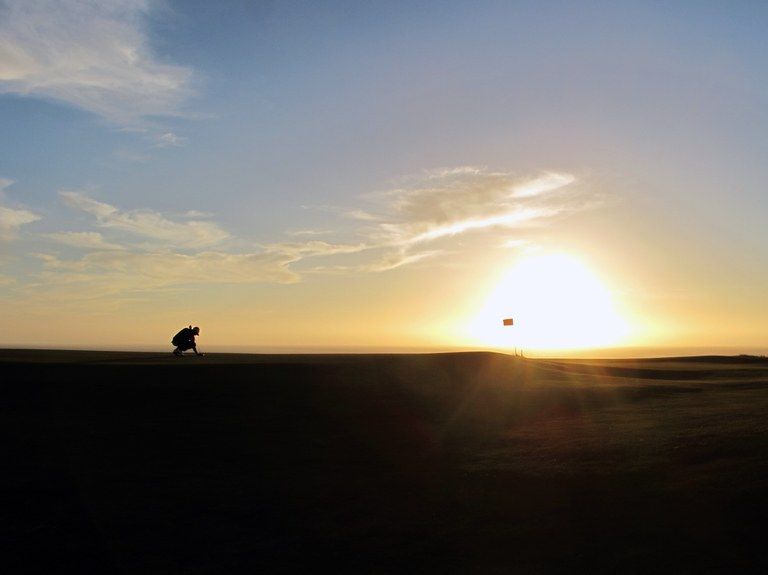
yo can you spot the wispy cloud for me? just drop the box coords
[0,176,38,247]
[29,193,368,301]
[13,249,303,310]
[343,209,381,221]
[304,168,584,275]
[511,173,575,198]
[18,167,590,304]
[262,240,366,258]
[297,169,582,275]
[362,249,443,272]
[0,205,40,240]
[44,231,125,251]
[180,210,214,219]
[34,249,303,294]
[361,168,580,248]
[0,0,192,127]
[60,191,229,248]
[26,238,374,306]
[391,207,557,246]
[287,229,333,237]
[155,132,186,147]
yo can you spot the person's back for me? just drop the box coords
[172,327,192,346]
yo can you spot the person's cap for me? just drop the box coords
[192,326,200,333]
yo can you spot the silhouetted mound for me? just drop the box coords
[3,350,768,573]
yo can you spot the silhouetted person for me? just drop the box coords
[172,325,202,356]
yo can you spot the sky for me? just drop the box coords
[1,0,767,354]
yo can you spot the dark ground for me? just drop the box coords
[3,350,768,574]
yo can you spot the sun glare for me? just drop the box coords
[467,253,629,351]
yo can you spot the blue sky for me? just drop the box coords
[1,0,767,350]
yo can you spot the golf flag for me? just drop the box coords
[502,318,514,326]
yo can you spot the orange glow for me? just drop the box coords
[466,253,630,351]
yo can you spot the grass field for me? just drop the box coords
[3,350,768,573]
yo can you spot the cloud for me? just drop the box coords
[0,0,192,127]
[0,177,38,244]
[26,236,367,302]
[287,229,333,237]
[362,249,443,272]
[180,210,214,219]
[388,206,557,246]
[307,248,442,275]
[300,169,581,262]
[343,209,380,221]
[39,250,302,284]
[0,205,40,239]
[361,169,579,248]
[295,168,583,275]
[16,167,590,304]
[271,169,583,277]
[44,231,125,250]
[511,173,575,198]
[29,249,303,304]
[262,240,366,258]
[60,191,229,248]
[420,166,485,180]
[155,132,186,147]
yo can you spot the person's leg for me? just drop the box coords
[174,342,194,355]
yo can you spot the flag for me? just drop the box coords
[502,318,514,326]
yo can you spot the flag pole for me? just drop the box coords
[502,318,515,356]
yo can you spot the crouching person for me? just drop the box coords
[172,325,202,356]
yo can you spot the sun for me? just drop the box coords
[467,253,629,351]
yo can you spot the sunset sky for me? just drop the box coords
[1,1,767,354]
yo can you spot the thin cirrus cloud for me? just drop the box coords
[16,249,304,311]
[0,205,40,240]
[303,168,581,275]
[345,168,581,269]
[155,132,186,148]
[367,169,578,247]
[31,242,394,302]
[33,249,304,298]
[28,241,368,305]
[391,207,557,246]
[60,191,229,248]
[0,176,39,241]
[0,0,192,127]
[180,210,215,219]
[26,194,367,300]
[43,231,125,251]
[262,240,366,259]
[511,173,575,198]
[26,167,586,301]
[362,249,444,273]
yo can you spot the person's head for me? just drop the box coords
[192,326,200,335]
